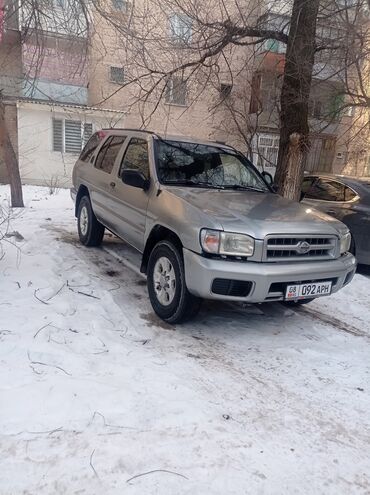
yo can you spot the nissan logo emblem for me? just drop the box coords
[296,241,311,255]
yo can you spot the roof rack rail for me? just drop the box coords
[101,128,157,135]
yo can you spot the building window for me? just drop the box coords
[111,0,129,12]
[347,106,355,117]
[83,123,93,146]
[169,14,192,44]
[220,84,232,99]
[256,134,280,169]
[53,0,65,8]
[52,119,63,152]
[65,120,82,154]
[110,66,125,85]
[52,118,93,154]
[309,99,323,119]
[263,39,286,54]
[165,76,187,106]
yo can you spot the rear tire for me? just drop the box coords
[77,196,105,247]
[147,240,202,323]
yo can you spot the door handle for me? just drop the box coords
[110,182,116,188]
[326,210,336,215]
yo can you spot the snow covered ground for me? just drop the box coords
[1,185,370,495]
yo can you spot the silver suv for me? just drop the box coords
[71,129,356,323]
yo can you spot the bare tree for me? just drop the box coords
[274,0,320,200]
[1,0,368,203]
[87,0,367,198]
[0,95,24,207]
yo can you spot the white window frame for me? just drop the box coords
[254,134,280,169]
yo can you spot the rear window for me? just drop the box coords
[80,132,103,163]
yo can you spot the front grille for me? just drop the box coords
[211,279,253,297]
[263,235,337,262]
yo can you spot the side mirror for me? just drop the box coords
[261,171,277,192]
[261,170,273,185]
[122,169,150,191]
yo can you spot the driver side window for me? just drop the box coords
[120,138,150,178]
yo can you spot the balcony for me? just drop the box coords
[21,79,88,105]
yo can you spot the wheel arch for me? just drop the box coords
[141,225,182,274]
[75,184,90,217]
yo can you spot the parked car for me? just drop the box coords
[301,174,370,265]
[71,129,356,323]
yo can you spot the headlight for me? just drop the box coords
[340,232,351,254]
[200,229,255,257]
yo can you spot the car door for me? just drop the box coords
[88,134,127,228]
[108,137,151,251]
[302,177,356,224]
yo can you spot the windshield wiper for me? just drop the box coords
[162,179,225,189]
[223,184,267,193]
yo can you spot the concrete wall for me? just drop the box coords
[17,102,125,186]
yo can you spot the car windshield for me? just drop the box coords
[155,139,269,192]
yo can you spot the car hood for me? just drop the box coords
[166,188,347,239]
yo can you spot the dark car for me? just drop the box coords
[301,174,370,265]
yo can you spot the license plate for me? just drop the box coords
[285,281,332,300]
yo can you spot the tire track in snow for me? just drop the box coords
[296,306,369,340]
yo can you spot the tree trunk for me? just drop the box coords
[279,133,305,200]
[274,0,320,200]
[0,99,24,208]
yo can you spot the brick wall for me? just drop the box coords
[23,39,88,86]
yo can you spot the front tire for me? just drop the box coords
[77,196,105,247]
[147,240,201,323]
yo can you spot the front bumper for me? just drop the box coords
[183,249,357,302]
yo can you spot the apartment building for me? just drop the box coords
[87,1,249,143]
[247,0,370,176]
[0,0,368,186]
[0,0,125,185]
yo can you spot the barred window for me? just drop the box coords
[52,118,93,154]
[65,120,82,154]
[110,66,125,84]
[165,76,187,106]
[52,119,63,152]
[83,123,93,146]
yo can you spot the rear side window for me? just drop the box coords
[80,133,101,162]
[305,179,346,202]
[120,138,150,178]
[344,186,357,202]
[302,177,316,195]
[95,135,126,174]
